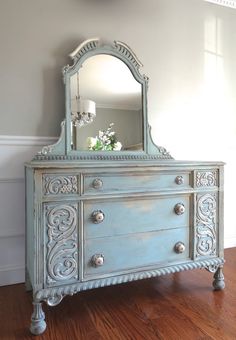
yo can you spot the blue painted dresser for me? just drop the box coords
[25,39,225,335]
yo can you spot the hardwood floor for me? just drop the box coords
[1,248,236,340]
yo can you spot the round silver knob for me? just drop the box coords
[174,242,186,254]
[91,254,104,267]
[175,176,184,185]
[92,178,103,189]
[174,203,185,215]
[92,210,105,224]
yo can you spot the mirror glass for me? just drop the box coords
[70,54,143,151]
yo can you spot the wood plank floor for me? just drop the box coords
[1,248,236,340]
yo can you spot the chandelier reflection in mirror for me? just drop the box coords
[70,71,96,128]
[72,97,96,128]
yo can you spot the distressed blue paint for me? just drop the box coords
[84,195,190,239]
[84,227,190,278]
[83,171,191,194]
[25,39,225,335]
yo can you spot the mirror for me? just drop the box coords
[36,39,172,160]
[70,54,143,151]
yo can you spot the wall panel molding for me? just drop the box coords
[0,135,57,286]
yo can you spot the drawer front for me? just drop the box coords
[84,227,190,278]
[84,195,190,239]
[42,174,79,196]
[83,171,190,194]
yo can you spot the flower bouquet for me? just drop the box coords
[87,123,122,151]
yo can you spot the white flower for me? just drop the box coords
[87,137,97,149]
[113,142,122,151]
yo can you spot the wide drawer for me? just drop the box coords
[84,195,190,239]
[83,171,191,194]
[84,227,190,278]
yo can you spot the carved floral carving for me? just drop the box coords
[196,171,217,187]
[43,175,78,195]
[196,193,217,257]
[45,203,78,285]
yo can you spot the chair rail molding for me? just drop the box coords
[0,135,57,146]
[205,0,236,8]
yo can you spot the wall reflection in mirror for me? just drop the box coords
[70,54,143,151]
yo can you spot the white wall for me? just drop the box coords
[0,0,236,285]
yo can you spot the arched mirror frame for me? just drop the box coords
[36,38,172,160]
[65,38,147,157]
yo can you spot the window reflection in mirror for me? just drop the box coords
[70,54,143,151]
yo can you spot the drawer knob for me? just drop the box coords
[92,178,103,189]
[174,242,186,254]
[175,176,184,185]
[91,254,104,267]
[92,210,105,223]
[174,203,185,215]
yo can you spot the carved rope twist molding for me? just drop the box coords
[45,203,78,285]
[196,171,217,187]
[196,193,217,257]
[34,152,173,161]
[35,257,224,303]
[43,175,78,195]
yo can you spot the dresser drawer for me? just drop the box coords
[84,227,190,278]
[83,171,190,194]
[42,174,79,196]
[84,195,190,239]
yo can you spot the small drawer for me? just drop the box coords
[42,174,79,196]
[84,195,190,239]
[83,171,190,195]
[84,227,190,278]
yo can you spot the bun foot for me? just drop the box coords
[213,266,225,290]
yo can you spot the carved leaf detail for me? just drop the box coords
[45,204,78,285]
[196,193,217,257]
[196,171,217,187]
[43,175,78,195]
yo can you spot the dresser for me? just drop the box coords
[25,39,225,335]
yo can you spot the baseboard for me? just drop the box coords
[0,265,25,287]
[224,237,236,249]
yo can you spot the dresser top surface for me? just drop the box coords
[25,159,225,170]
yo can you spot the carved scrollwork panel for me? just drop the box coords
[43,175,78,195]
[196,171,217,187]
[195,193,217,258]
[44,203,78,286]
